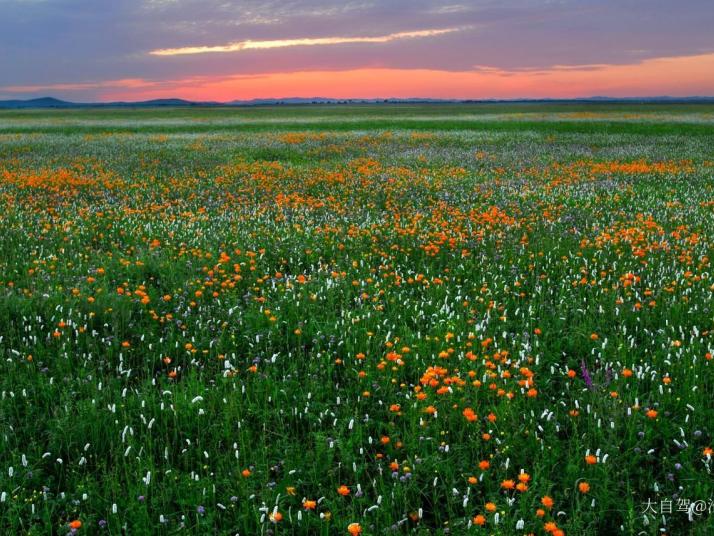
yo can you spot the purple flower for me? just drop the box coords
[197,505,205,515]
[98,519,107,528]
[580,360,594,390]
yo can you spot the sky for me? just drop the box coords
[1,0,713,101]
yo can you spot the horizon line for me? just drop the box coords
[3,95,714,106]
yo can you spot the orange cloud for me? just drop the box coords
[4,53,713,101]
[150,28,465,56]
[97,53,714,101]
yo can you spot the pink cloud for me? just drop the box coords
[4,53,713,101]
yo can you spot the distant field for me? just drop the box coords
[1,105,713,535]
[2,103,714,134]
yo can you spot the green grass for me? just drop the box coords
[0,104,713,535]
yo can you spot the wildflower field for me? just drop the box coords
[1,103,714,535]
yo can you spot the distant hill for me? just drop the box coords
[120,98,198,106]
[0,97,218,109]
[0,97,77,108]
[1,95,714,109]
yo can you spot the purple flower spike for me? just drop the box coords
[581,360,594,390]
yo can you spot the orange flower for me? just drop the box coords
[578,481,590,493]
[703,447,713,457]
[517,472,530,483]
[485,502,497,512]
[69,520,82,529]
[478,460,490,470]
[337,485,350,496]
[473,514,486,526]
[241,469,251,477]
[544,521,558,533]
[303,499,317,510]
[584,455,597,465]
[347,523,362,535]
[501,479,515,490]
[645,409,658,419]
[269,511,283,523]
[541,496,554,508]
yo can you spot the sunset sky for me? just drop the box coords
[1,0,713,102]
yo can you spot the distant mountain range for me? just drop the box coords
[1,95,714,109]
[0,97,217,108]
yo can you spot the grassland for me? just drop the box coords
[0,104,713,535]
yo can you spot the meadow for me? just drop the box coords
[0,103,713,535]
